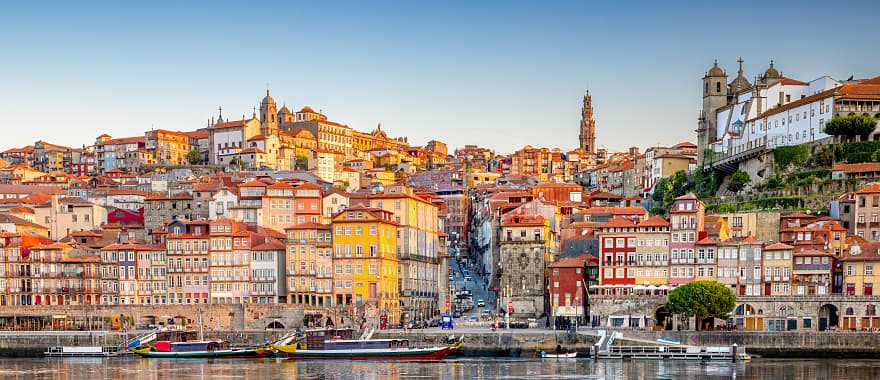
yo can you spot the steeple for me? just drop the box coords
[579,90,597,154]
[728,57,752,93]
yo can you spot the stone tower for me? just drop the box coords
[697,60,729,165]
[579,91,597,154]
[260,89,278,135]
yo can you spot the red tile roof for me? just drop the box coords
[857,183,880,194]
[764,242,794,250]
[834,163,880,174]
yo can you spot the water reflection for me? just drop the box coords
[1,357,879,379]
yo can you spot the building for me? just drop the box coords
[668,194,704,286]
[597,217,638,291]
[331,206,400,324]
[853,183,880,241]
[792,248,834,296]
[499,214,550,319]
[144,192,193,231]
[368,185,441,320]
[285,223,332,307]
[145,129,190,166]
[548,254,597,327]
[250,238,286,304]
[165,220,210,304]
[763,242,793,296]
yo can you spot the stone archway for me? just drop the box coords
[735,304,762,331]
[266,321,285,330]
[818,304,838,331]
[654,306,673,331]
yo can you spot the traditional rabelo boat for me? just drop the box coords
[129,326,270,359]
[270,328,462,360]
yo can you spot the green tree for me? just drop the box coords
[824,114,878,141]
[186,149,202,165]
[665,281,736,330]
[228,157,243,170]
[727,170,750,194]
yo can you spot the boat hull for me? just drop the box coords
[284,346,452,361]
[131,347,270,359]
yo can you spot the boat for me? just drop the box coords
[540,351,577,359]
[271,328,459,360]
[45,346,125,357]
[656,337,681,345]
[129,326,270,359]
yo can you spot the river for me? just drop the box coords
[2,357,879,379]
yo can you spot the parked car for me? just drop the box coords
[477,299,485,307]
[468,315,479,322]
[464,276,472,282]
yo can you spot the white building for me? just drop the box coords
[209,189,239,220]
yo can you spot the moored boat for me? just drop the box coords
[271,328,459,361]
[129,326,270,359]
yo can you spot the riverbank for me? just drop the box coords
[4,328,880,358]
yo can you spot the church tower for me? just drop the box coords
[260,89,278,135]
[697,60,729,165]
[579,91,597,154]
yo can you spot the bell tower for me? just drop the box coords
[260,89,278,135]
[579,91,597,154]
[697,60,729,164]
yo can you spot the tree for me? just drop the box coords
[228,157,243,171]
[727,170,750,194]
[824,114,878,141]
[186,149,202,165]
[665,281,736,330]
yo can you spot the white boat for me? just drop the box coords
[540,351,577,358]
[45,346,125,357]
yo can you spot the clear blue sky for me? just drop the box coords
[1,1,877,154]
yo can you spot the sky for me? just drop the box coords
[1,1,878,154]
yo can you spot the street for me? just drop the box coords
[448,256,497,323]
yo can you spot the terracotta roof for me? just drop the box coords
[239,180,268,188]
[582,206,646,215]
[834,163,880,174]
[778,77,808,86]
[184,130,209,139]
[98,136,144,146]
[764,242,794,250]
[638,215,670,227]
[8,206,34,214]
[100,243,164,251]
[696,237,717,245]
[251,240,286,250]
[549,254,596,268]
[857,183,880,194]
[212,119,251,129]
[500,214,546,227]
[671,141,697,149]
[299,106,317,113]
[268,181,295,190]
[601,217,637,229]
[284,222,331,230]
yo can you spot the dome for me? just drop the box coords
[707,60,725,77]
[278,105,291,115]
[299,106,316,113]
[261,89,276,106]
[729,75,752,93]
[764,60,781,79]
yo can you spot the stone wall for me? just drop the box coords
[0,304,324,331]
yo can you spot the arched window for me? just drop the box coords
[867,305,876,316]
[846,307,855,316]
[705,82,709,94]
[716,82,721,93]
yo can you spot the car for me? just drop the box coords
[477,299,485,307]
[452,311,461,318]
[449,275,454,281]
[480,310,492,316]
[468,315,479,322]
[464,276,472,282]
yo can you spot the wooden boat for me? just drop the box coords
[129,326,270,359]
[540,351,577,359]
[130,343,270,359]
[271,328,458,361]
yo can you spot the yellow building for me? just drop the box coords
[632,216,670,286]
[368,185,442,320]
[840,240,880,329]
[762,242,793,296]
[332,206,399,324]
